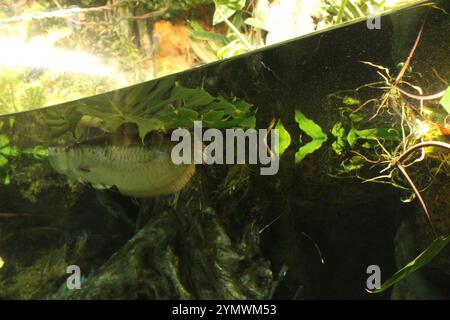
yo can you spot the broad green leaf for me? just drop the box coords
[213,0,246,25]
[294,111,327,164]
[343,96,360,106]
[171,86,215,108]
[217,39,247,58]
[237,116,256,128]
[275,121,291,157]
[0,171,10,185]
[347,127,400,147]
[244,17,269,31]
[440,86,450,114]
[295,140,323,164]
[174,108,199,127]
[215,0,246,10]
[295,111,327,140]
[189,29,229,44]
[203,110,226,125]
[0,146,19,157]
[368,235,450,293]
[63,76,255,140]
[213,5,236,25]
[349,113,364,122]
[340,155,365,173]
[23,146,48,160]
[331,122,346,155]
[137,119,166,142]
[3,173,10,185]
[0,155,8,167]
[0,135,9,148]
[347,128,358,147]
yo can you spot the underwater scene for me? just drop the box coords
[0,0,449,300]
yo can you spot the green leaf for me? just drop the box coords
[343,96,360,106]
[331,122,346,155]
[244,17,269,31]
[349,113,364,122]
[171,86,215,108]
[340,155,365,173]
[213,0,245,25]
[215,0,246,10]
[189,29,229,44]
[294,111,328,164]
[0,171,10,185]
[3,173,10,185]
[66,76,255,140]
[368,235,450,293]
[347,128,358,147]
[295,111,327,140]
[23,146,48,160]
[131,117,166,142]
[203,110,226,125]
[237,115,256,128]
[0,155,8,167]
[0,135,9,148]
[217,39,247,58]
[174,107,199,128]
[0,146,19,157]
[347,127,400,147]
[275,120,291,157]
[213,5,236,25]
[440,86,450,114]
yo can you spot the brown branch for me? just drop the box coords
[397,87,445,101]
[393,23,424,86]
[395,162,437,238]
[395,141,450,164]
[392,141,450,238]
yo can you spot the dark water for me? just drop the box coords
[0,0,448,299]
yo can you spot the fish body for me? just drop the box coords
[48,143,195,198]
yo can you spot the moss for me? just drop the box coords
[9,160,83,208]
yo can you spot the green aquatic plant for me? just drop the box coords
[0,139,49,186]
[440,86,450,114]
[369,235,450,293]
[0,134,19,185]
[328,25,450,292]
[189,0,254,60]
[274,111,327,163]
[295,111,328,164]
[213,0,246,26]
[274,120,291,157]
[46,76,256,141]
[327,0,422,24]
[0,117,48,186]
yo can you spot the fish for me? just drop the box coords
[48,141,195,198]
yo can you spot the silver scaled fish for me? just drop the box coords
[48,142,195,198]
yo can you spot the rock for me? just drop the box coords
[56,202,272,299]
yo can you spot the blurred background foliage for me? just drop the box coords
[0,0,421,115]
